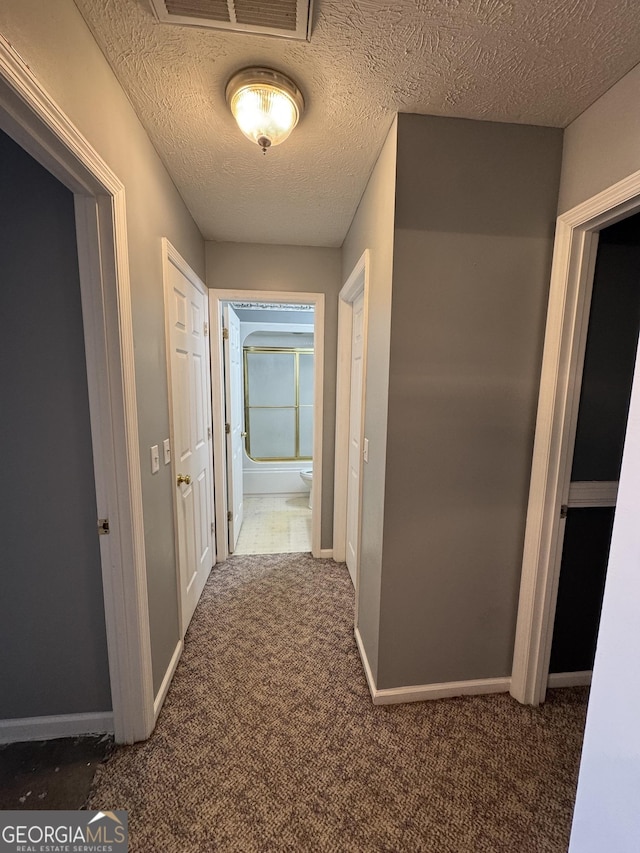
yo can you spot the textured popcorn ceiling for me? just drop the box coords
[74,0,640,246]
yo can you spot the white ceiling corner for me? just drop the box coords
[74,0,640,247]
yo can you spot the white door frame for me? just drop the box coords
[209,289,325,561]
[222,304,244,552]
[0,36,154,742]
[511,170,640,706]
[162,238,215,640]
[333,252,369,603]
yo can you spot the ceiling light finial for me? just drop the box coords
[226,67,304,154]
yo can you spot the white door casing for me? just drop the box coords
[511,170,640,706]
[346,291,365,585]
[223,304,244,552]
[333,250,369,605]
[164,241,215,635]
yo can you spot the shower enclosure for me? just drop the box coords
[243,346,314,462]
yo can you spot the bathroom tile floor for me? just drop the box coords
[234,494,312,555]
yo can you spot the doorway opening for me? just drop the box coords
[548,212,640,686]
[512,171,640,706]
[210,290,325,561]
[0,36,153,742]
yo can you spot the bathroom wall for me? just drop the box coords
[206,242,341,551]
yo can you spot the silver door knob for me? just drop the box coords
[177,474,191,486]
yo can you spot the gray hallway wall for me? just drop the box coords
[559,62,640,214]
[0,129,112,718]
[376,113,563,689]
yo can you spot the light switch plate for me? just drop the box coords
[163,438,171,464]
[150,444,160,474]
[363,437,369,463]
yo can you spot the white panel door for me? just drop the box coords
[167,258,214,634]
[346,292,365,586]
[223,304,244,551]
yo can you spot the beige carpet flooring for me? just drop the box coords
[88,554,588,852]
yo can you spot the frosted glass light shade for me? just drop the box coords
[226,68,304,153]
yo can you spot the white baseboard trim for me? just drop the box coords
[318,549,334,559]
[154,640,183,720]
[355,626,510,705]
[548,670,592,688]
[373,676,511,705]
[0,712,114,744]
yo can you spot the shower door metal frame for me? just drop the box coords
[243,345,314,462]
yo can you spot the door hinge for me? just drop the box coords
[211,521,215,534]
[227,510,233,522]
[225,422,230,434]
[222,327,229,340]
[207,426,212,439]
[98,518,110,535]
[203,321,209,336]
[560,504,568,519]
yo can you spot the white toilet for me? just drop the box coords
[299,469,313,509]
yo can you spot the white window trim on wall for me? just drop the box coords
[511,168,640,706]
[209,289,326,561]
[0,35,154,743]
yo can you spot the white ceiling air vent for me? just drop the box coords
[149,0,314,41]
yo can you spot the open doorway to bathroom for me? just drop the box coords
[229,301,314,555]
[209,291,325,561]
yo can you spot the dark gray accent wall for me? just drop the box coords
[0,130,111,718]
[571,232,640,481]
[376,113,563,689]
[550,507,613,673]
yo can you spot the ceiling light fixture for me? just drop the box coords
[226,67,304,154]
